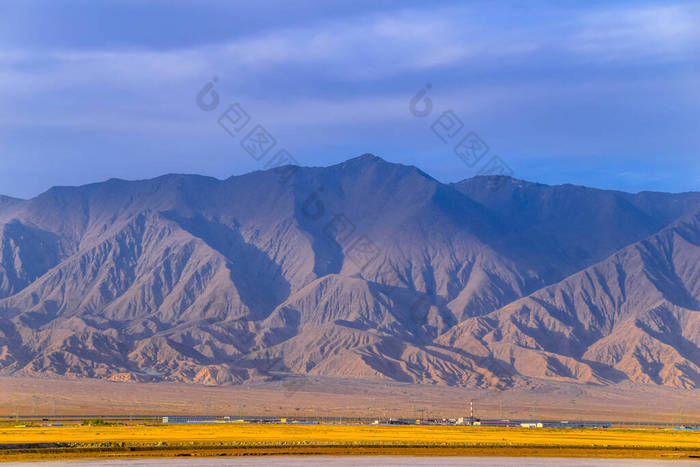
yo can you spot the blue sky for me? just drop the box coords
[1,0,699,198]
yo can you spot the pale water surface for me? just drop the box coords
[4,458,697,466]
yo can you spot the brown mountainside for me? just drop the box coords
[0,155,698,388]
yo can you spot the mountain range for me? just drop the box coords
[1,154,699,388]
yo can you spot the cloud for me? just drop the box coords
[0,1,699,198]
[0,4,541,134]
[216,7,484,78]
[568,3,700,63]
[0,3,545,99]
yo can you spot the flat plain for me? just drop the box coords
[2,376,700,423]
[2,376,700,462]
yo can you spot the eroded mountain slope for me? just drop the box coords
[0,155,698,387]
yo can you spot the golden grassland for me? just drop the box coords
[1,424,699,461]
[2,423,700,447]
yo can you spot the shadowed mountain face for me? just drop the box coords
[0,155,699,388]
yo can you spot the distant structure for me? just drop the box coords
[457,400,481,426]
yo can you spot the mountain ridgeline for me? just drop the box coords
[1,154,699,388]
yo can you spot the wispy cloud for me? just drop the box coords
[0,4,542,98]
[0,1,698,197]
[4,2,698,104]
[569,3,700,63]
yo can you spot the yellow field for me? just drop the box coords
[0,424,697,448]
[1,423,700,461]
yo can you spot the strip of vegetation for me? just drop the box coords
[81,418,111,426]
[1,441,699,452]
